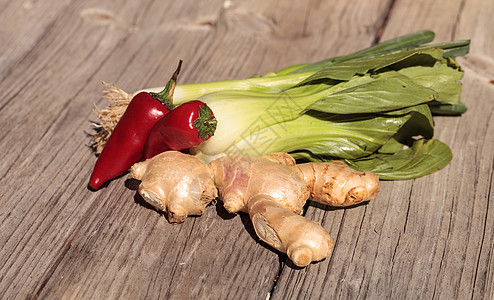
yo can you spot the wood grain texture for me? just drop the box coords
[0,0,492,299]
[273,0,494,299]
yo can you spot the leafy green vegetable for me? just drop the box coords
[344,139,453,180]
[428,101,467,115]
[397,58,463,104]
[297,48,445,82]
[289,30,437,74]
[303,72,436,114]
[166,30,470,180]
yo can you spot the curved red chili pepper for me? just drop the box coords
[142,100,217,159]
[89,62,182,190]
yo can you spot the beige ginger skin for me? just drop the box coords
[131,151,380,267]
[130,152,217,223]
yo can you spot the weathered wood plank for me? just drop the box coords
[273,0,494,299]
[31,1,399,298]
[0,0,123,297]
[35,190,281,299]
[0,0,242,298]
[0,0,492,299]
[0,0,73,84]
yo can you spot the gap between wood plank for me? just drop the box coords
[451,0,467,40]
[373,0,397,45]
[470,159,493,299]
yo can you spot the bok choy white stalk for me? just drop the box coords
[191,71,436,162]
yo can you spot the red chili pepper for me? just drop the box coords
[89,62,182,190]
[142,100,217,159]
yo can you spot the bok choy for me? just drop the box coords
[94,30,470,180]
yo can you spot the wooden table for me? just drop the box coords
[1,0,493,299]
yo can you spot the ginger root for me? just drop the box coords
[131,151,380,267]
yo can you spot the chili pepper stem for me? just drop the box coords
[150,60,183,110]
[194,104,217,140]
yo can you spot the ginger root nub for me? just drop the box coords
[130,151,217,223]
[297,161,380,206]
[247,194,333,267]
